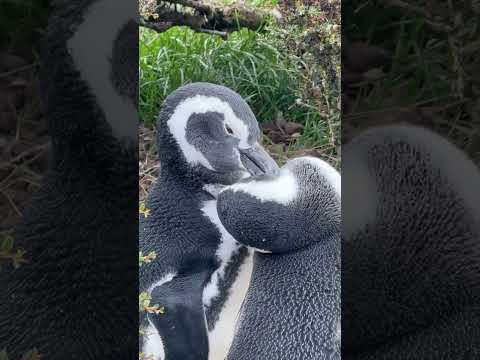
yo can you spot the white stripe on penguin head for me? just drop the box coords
[167,95,251,170]
[68,0,138,143]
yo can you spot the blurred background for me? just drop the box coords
[0,0,49,271]
[342,0,480,157]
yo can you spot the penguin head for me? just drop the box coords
[157,82,279,185]
[43,0,138,161]
[217,156,341,253]
[342,125,480,353]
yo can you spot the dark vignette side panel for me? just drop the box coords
[0,0,139,358]
[342,1,480,359]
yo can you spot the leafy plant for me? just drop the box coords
[138,247,163,360]
[139,291,165,315]
[0,233,27,271]
[139,250,156,267]
[138,240,161,314]
[138,203,163,358]
[139,202,151,218]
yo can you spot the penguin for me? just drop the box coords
[341,125,480,359]
[0,0,139,358]
[139,82,280,360]
[216,156,341,360]
[147,260,214,360]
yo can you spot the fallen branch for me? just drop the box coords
[140,0,274,36]
[139,18,174,33]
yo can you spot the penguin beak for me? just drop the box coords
[239,143,280,176]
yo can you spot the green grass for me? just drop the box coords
[345,5,453,108]
[140,27,301,125]
[139,26,336,151]
[343,1,479,156]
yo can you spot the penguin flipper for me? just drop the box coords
[217,156,341,253]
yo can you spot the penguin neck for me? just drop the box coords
[157,166,207,195]
[270,232,340,256]
[301,232,340,256]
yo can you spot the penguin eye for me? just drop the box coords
[225,124,234,135]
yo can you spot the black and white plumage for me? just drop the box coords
[342,125,480,359]
[217,156,341,360]
[0,0,138,358]
[139,82,279,360]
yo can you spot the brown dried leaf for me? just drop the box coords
[261,121,278,133]
[283,122,304,135]
[344,42,390,73]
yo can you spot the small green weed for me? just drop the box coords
[0,233,27,271]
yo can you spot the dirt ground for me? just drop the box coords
[0,52,49,237]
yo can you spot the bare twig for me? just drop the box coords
[9,143,49,164]
[0,63,38,80]
[1,191,22,217]
[382,0,453,33]
[139,18,174,32]
[197,28,228,39]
